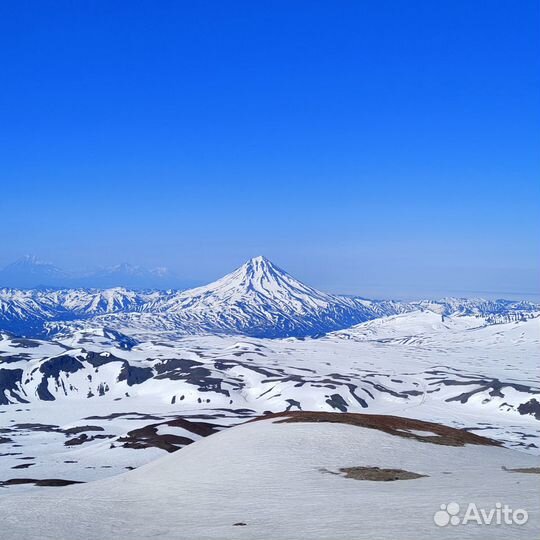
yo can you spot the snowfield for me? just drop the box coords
[1,415,538,539]
[0,310,538,489]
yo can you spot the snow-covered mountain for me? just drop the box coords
[0,256,70,288]
[0,288,154,336]
[412,297,540,320]
[132,255,398,337]
[0,257,185,290]
[0,256,538,339]
[71,263,180,289]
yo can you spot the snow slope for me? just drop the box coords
[1,414,538,539]
[0,311,538,489]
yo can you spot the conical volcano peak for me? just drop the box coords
[243,255,276,270]
[240,256,283,276]
[231,256,301,293]
[146,255,377,338]
[172,255,338,316]
[0,255,69,287]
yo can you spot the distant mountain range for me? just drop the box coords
[0,256,191,290]
[0,256,538,339]
[0,256,70,288]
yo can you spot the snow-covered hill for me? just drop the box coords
[0,311,538,489]
[0,413,538,539]
[3,314,538,430]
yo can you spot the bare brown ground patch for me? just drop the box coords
[251,411,500,447]
[117,417,221,453]
[339,466,428,481]
[0,478,84,487]
[502,466,540,474]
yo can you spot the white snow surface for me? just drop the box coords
[1,417,538,539]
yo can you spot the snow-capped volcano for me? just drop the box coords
[0,255,69,288]
[0,257,184,289]
[137,256,380,337]
[157,256,342,311]
[1,256,390,338]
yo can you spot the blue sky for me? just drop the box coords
[0,1,538,299]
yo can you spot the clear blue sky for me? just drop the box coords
[0,1,538,299]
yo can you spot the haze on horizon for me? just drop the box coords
[1,2,538,301]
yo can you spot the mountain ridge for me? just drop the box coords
[0,256,538,339]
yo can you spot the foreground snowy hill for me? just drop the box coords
[1,413,538,539]
[1,256,537,339]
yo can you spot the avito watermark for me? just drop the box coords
[434,502,528,527]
